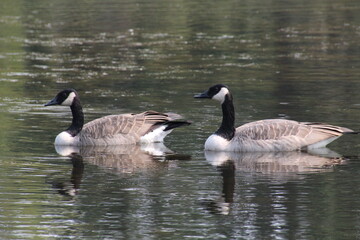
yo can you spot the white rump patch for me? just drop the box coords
[212,87,229,104]
[306,136,339,150]
[62,92,76,106]
[54,131,79,145]
[140,126,172,143]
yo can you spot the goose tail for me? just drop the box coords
[344,131,360,135]
[164,120,192,131]
[140,120,191,143]
[304,122,357,136]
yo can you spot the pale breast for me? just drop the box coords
[55,131,80,145]
[205,134,230,151]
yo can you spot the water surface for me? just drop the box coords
[1,0,360,239]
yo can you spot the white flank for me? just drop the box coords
[212,87,229,104]
[140,126,172,143]
[62,92,76,106]
[55,131,79,145]
[204,134,230,151]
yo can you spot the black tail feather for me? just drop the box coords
[344,131,360,135]
[164,121,191,131]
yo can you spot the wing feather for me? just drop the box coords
[233,119,353,150]
[79,111,176,141]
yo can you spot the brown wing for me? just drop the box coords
[235,119,353,145]
[80,111,174,140]
[235,119,307,140]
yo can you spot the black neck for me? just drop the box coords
[215,94,235,140]
[66,97,84,137]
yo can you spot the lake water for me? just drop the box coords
[1,0,360,239]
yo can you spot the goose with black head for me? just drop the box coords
[45,89,191,146]
[194,84,357,152]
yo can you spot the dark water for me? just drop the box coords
[1,0,360,239]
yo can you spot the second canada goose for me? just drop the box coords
[194,84,357,152]
[45,89,191,146]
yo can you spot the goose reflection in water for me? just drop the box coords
[50,152,84,197]
[202,149,346,215]
[51,143,189,197]
[205,149,344,174]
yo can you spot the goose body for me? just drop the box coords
[195,84,356,152]
[45,89,190,146]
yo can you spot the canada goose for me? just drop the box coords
[45,89,191,146]
[194,84,357,152]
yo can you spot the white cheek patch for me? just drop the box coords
[61,92,76,106]
[212,88,229,104]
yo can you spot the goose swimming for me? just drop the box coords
[45,89,190,146]
[194,84,356,152]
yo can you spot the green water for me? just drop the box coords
[1,0,360,239]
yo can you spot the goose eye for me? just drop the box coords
[212,87,219,93]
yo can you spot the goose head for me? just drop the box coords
[194,84,230,104]
[45,89,78,107]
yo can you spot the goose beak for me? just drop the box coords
[194,90,210,99]
[44,97,59,106]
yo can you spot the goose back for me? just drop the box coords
[77,111,182,145]
[229,119,353,151]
